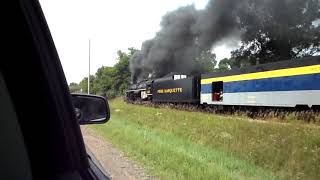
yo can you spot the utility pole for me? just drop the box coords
[88,39,91,94]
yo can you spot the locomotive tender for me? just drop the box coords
[126,56,320,109]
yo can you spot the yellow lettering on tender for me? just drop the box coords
[157,88,183,94]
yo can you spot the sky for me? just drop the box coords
[40,0,234,83]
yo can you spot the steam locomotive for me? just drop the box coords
[126,56,320,109]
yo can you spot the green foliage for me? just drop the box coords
[195,50,217,73]
[112,50,133,94]
[78,48,138,98]
[93,66,114,96]
[68,82,81,93]
[79,75,95,94]
[231,0,320,67]
[216,58,232,72]
[92,98,320,179]
[195,51,233,73]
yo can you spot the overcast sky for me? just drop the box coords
[40,0,233,83]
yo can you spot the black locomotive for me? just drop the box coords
[126,73,200,103]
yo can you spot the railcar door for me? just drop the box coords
[212,81,223,101]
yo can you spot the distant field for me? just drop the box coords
[91,97,320,180]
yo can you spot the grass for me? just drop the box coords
[91,97,320,180]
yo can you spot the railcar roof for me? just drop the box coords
[202,56,320,79]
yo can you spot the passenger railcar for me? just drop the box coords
[200,56,320,108]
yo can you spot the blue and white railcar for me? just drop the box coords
[200,56,320,108]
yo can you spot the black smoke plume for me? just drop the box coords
[130,0,245,83]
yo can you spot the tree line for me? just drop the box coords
[69,48,137,98]
[68,48,229,98]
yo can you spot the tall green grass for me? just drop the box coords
[92,98,320,180]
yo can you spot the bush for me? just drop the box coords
[106,90,117,99]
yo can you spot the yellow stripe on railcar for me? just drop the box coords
[201,64,320,84]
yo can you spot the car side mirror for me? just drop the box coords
[71,93,110,125]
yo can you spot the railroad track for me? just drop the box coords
[125,99,320,123]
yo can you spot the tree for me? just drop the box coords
[195,50,217,73]
[232,0,320,67]
[79,48,137,98]
[93,66,114,96]
[68,82,81,93]
[216,58,231,72]
[112,51,130,94]
[79,75,96,94]
[112,48,138,94]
